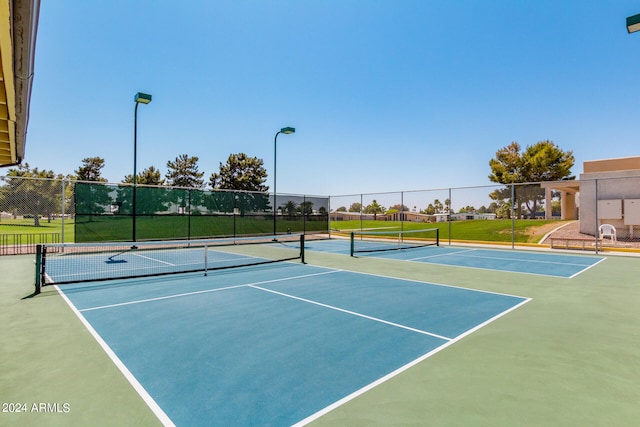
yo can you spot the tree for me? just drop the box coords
[283,200,298,218]
[0,163,64,226]
[209,153,268,192]
[495,201,512,219]
[421,203,436,215]
[522,141,574,182]
[208,153,270,215]
[74,180,115,219]
[299,201,314,215]
[388,204,409,212]
[336,206,347,212]
[122,166,165,186]
[120,166,169,216]
[444,199,451,213]
[348,202,362,213]
[75,157,107,182]
[165,154,205,188]
[488,141,574,218]
[433,199,443,213]
[363,199,385,219]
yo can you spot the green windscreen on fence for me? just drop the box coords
[74,182,329,243]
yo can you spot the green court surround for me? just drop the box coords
[2,246,639,426]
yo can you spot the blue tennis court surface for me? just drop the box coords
[57,262,528,426]
[305,239,605,278]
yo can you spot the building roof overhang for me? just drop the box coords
[0,0,40,167]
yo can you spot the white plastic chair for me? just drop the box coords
[599,224,617,242]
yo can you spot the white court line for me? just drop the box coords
[62,262,531,426]
[449,252,594,267]
[294,296,532,427]
[407,248,478,261]
[131,252,176,266]
[325,266,529,300]
[250,284,452,341]
[77,270,341,312]
[404,249,603,278]
[409,249,592,267]
[55,285,176,427]
[129,248,263,267]
[79,283,249,312]
[569,256,607,278]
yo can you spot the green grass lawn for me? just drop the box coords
[330,219,566,244]
[0,216,565,245]
[0,217,74,243]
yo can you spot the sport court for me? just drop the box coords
[4,233,640,426]
[305,236,605,278]
[42,238,530,426]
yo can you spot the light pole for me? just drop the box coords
[273,126,295,239]
[133,92,152,244]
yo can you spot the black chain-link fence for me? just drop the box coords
[0,177,330,250]
[0,176,71,254]
[72,182,329,242]
[3,174,640,254]
[329,175,640,251]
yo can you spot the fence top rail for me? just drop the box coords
[0,176,330,197]
[5,174,640,201]
[329,175,640,199]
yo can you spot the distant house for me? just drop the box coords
[386,211,434,222]
[449,213,496,221]
[331,210,497,223]
[386,211,496,222]
[330,211,376,221]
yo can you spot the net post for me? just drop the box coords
[350,232,355,257]
[300,234,305,263]
[204,243,208,276]
[34,244,42,294]
[436,228,440,246]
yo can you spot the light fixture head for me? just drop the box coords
[628,14,640,33]
[280,127,295,134]
[135,92,152,104]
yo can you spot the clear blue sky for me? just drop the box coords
[21,0,640,202]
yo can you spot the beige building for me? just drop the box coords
[542,156,640,239]
[579,156,640,239]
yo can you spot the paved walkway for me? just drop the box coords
[542,220,640,250]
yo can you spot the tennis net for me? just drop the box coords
[350,228,439,256]
[35,234,305,292]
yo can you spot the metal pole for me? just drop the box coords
[61,179,65,244]
[511,184,515,249]
[273,131,281,239]
[34,244,42,294]
[131,92,151,245]
[187,189,192,241]
[401,191,404,236]
[133,101,139,244]
[327,195,331,238]
[595,179,599,254]
[448,188,452,246]
[233,194,237,240]
[360,193,363,232]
